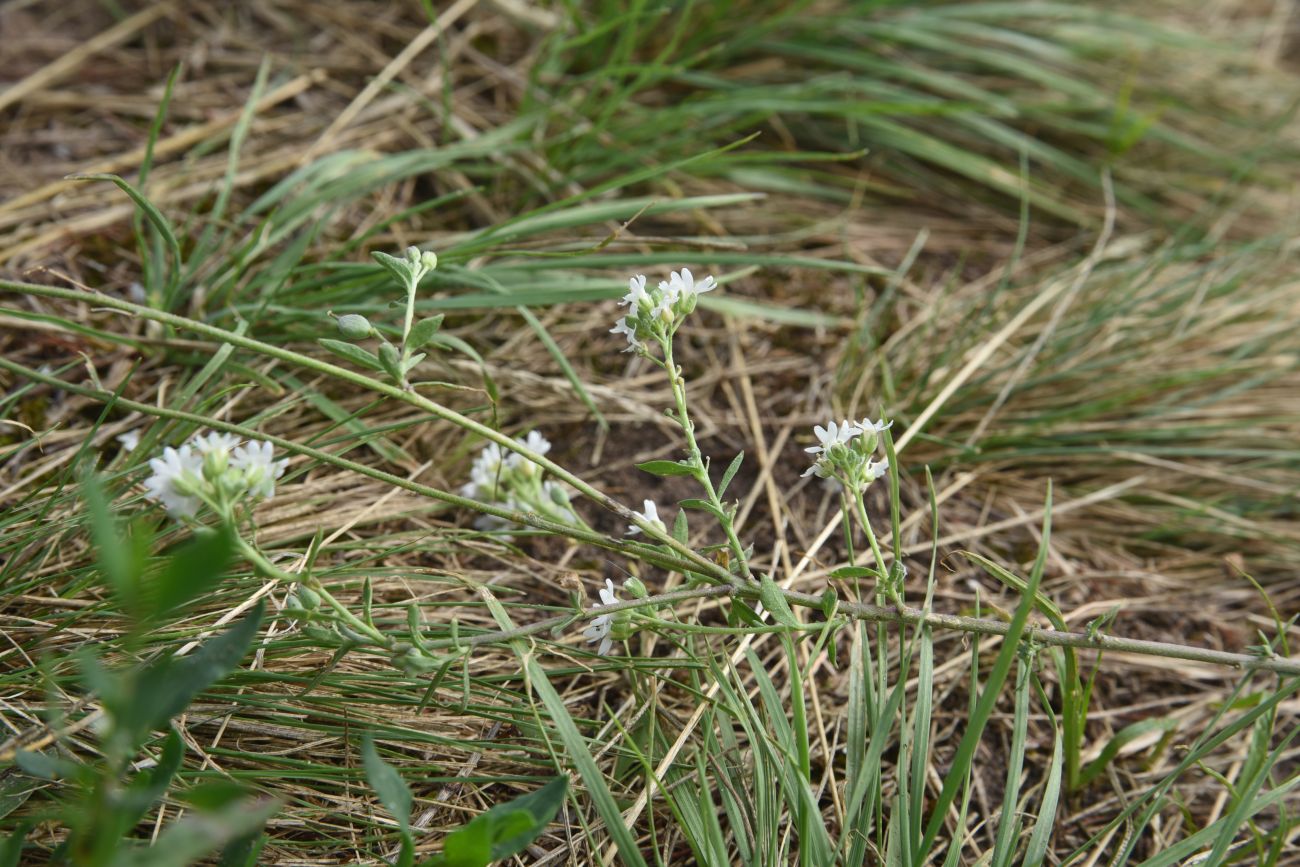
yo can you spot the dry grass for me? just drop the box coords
[3,0,1300,863]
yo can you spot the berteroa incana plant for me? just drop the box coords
[2,251,1296,866]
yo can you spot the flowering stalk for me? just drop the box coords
[611,269,751,583]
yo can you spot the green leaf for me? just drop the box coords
[442,819,491,867]
[0,821,32,867]
[362,735,413,839]
[484,777,567,859]
[217,832,267,867]
[68,173,183,307]
[672,509,689,545]
[434,777,567,867]
[1078,717,1178,789]
[0,775,38,823]
[402,352,427,374]
[829,566,878,580]
[84,473,137,605]
[759,574,800,628]
[14,750,67,781]
[408,315,445,348]
[678,498,728,521]
[108,797,279,867]
[378,342,403,381]
[717,452,744,498]
[372,250,412,283]
[148,525,235,622]
[120,727,186,828]
[129,603,264,737]
[318,338,384,372]
[635,459,696,478]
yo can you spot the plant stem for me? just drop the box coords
[661,338,750,581]
[235,538,390,648]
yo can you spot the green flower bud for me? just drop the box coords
[294,585,321,610]
[420,250,438,271]
[337,314,372,340]
[624,577,648,600]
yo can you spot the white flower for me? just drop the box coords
[116,430,140,453]
[582,578,623,656]
[519,430,551,457]
[866,458,889,482]
[610,316,641,352]
[621,274,650,311]
[191,431,242,456]
[805,419,859,457]
[662,268,716,305]
[143,445,204,517]
[854,418,893,437]
[231,440,289,500]
[461,442,509,499]
[801,460,830,480]
[626,499,665,536]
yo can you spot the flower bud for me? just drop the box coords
[420,250,438,271]
[337,314,372,340]
[405,246,422,264]
[294,585,321,610]
[548,483,571,508]
[623,577,648,600]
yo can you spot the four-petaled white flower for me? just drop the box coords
[191,431,241,457]
[626,499,665,536]
[804,419,859,458]
[144,444,204,517]
[232,439,290,499]
[609,316,641,352]
[866,458,889,482]
[582,578,623,656]
[855,418,893,437]
[611,269,717,352]
[519,430,552,457]
[621,275,650,312]
[659,268,716,309]
[461,442,509,500]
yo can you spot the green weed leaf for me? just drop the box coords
[428,777,567,867]
[409,315,445,348]
[718,452,744,498]
[318,338,384,372]
[362,734,415,866]
[636,459,696,477]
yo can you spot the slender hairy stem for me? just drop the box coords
[662,338,750,580]
[236,538,390,647]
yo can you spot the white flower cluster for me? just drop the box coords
[611,268,717,353]
[803,417,892,489]
[460,430,576,531]
[143,431,289,518]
